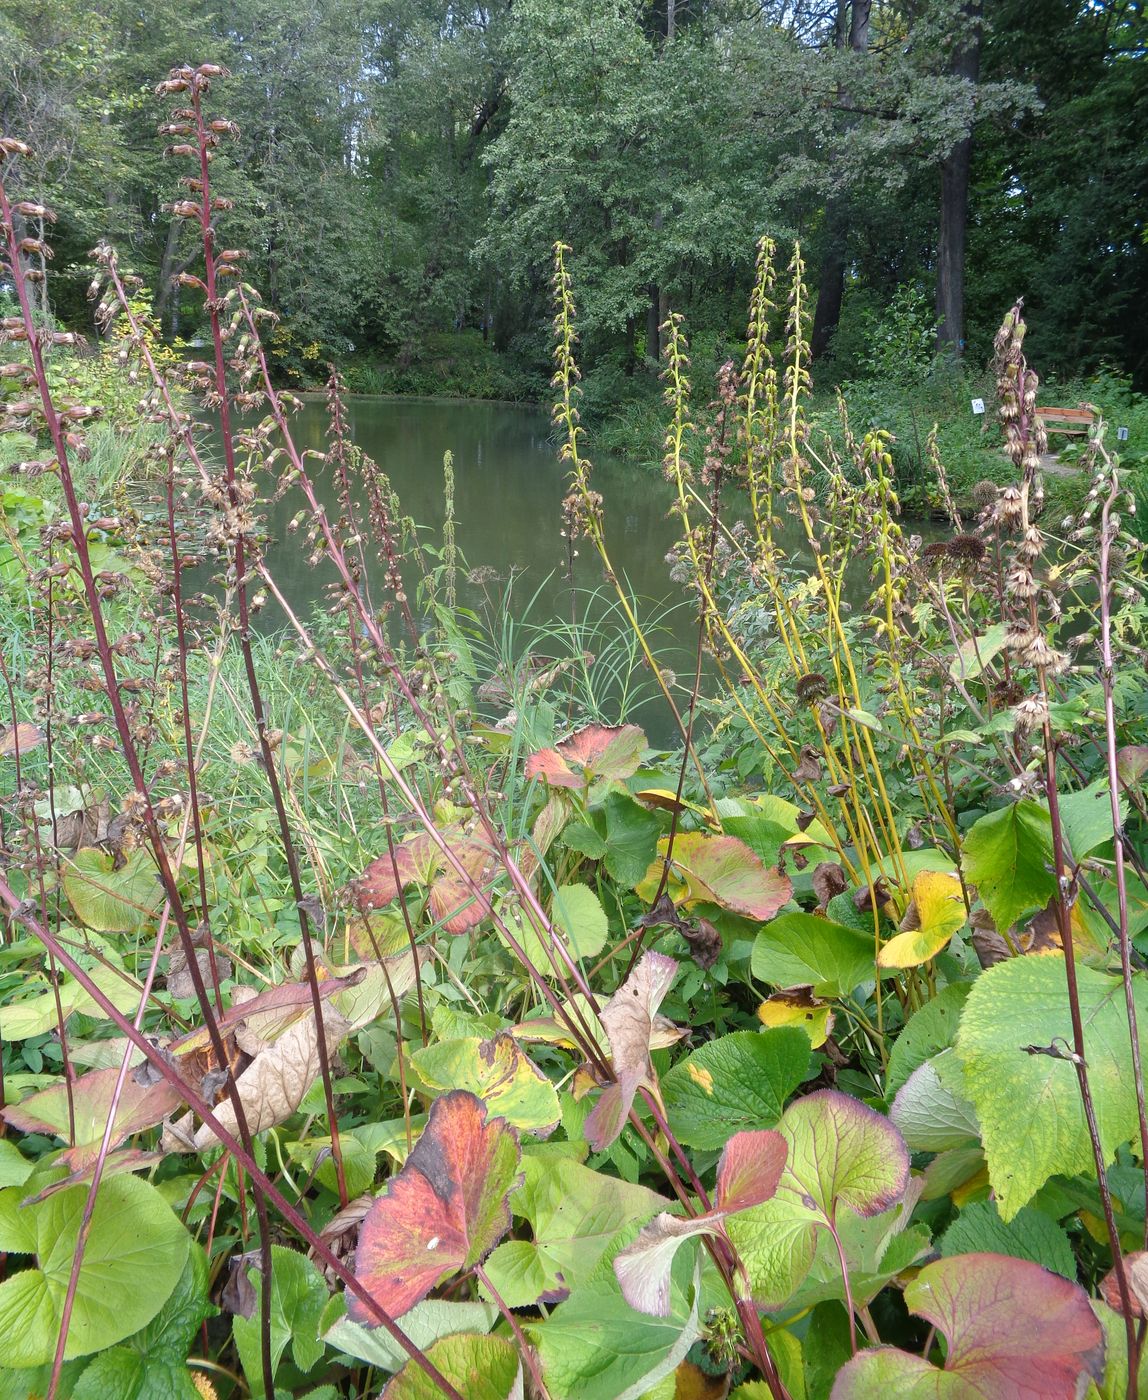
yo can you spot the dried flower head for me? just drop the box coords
[972,480,999,512]
[1013,696,1050,734]
[795,671,831,705]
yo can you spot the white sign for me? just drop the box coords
[1117,426,1130,441]
[971,398,986,415]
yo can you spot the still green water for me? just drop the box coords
[263,395,684,621]
[259,397,715,725]
[256,396,908,737]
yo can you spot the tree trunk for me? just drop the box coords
[812,217,848,359]
[936,2,983,355]
[810,0,871,360]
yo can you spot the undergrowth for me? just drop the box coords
[1,65,1148,1400]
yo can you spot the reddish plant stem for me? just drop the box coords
[0,161,274,1400]
[0,871,465,1400]
[164,451,223,1008]
[185,76,348,1213]
[1097,465,1148,1251]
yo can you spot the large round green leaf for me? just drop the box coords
[0,1174,190,1366]
[63,848,163,933]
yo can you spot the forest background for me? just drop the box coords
[2,0,1145,419]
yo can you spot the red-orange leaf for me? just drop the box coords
[525,723,645,789]
[353,829,493,934]
[1,1066,181,1167]
[350,1091,521,1321]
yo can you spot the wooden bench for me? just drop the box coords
[1036,406,1095,438]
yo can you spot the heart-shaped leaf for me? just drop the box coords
[411,1034,560,1136]
[483,1155,667,1308]
[585,952,679,1152]
[351,1091,521,1320]
[831,1253,1104,1398]
[726,1090,910,1307]
[751,912,873,998]
[614,1129,787,1314]
[63,847,163,933]
[0,1174,190,1366]
[354,828,493,934]
[878,871,967,969]
[642,833,791,920]
[525,723,646,789]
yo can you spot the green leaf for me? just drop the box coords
[886,982,973,1099]
[1088,1301,1148,1400]
[940,1201,1076,1279]
[1,956,142,1040]
[552,884,609,961]
[528,1236,701,1400]
[751,913,874,998]
[0,1175,190,1366]
[560,821,607,860]
[483,1155,666,1307]
[0,1140,33,1190]
[233,1246,329,1393]
[661,1029,810,1150]
[324,1298,500,1373]
[62,848,163,933]
[411,1034,560,1135]
[949,623,1008,680]
[288,1135,376,1199]
[831,1253,1104,1398]
[71,1350,198,1400]
[603,791,661,887]
[1054,779,1125,859]
[956,954,1148,1219]
[961,801,1056,935]
[727,1090,909,1308]
[890,1052,981,1152]
[381,1333,520,1400]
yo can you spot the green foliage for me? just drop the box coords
[0,1175,190,1367]
[4,77,1148,1400]
[956,956,1148,1219]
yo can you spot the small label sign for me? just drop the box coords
[1118,426,1130,441]
[971,398,986,415]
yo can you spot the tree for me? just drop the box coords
[935,1,983,354]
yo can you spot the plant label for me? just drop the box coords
[971,398,986,415]
[1118,426,1129,441]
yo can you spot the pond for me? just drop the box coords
[262,395,688,629]
[258,397,732,730]
[255,395,913,738]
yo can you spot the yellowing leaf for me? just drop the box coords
[878,871,967,969]
[634,789,718,828]
[757,989,833,1048]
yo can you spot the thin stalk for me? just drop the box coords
[0,871,465,1400]
[1097,461,1148,1248]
